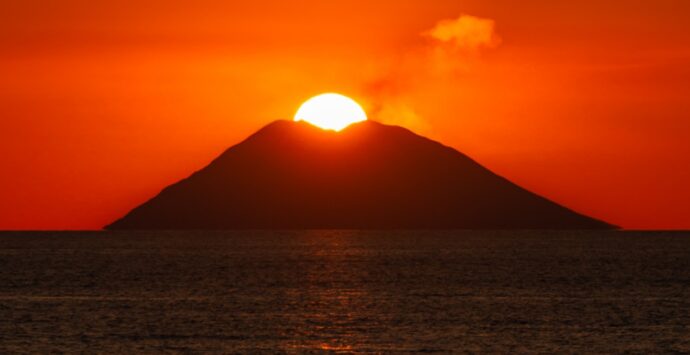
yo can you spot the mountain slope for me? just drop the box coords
[107,120,615,230]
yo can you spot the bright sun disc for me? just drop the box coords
[294,93,367,131]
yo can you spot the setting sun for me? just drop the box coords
[294,93,367,131]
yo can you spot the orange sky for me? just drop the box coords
[1,0,689,230]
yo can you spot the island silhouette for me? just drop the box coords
[107,120,615,230]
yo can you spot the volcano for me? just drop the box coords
[107,120,614,230]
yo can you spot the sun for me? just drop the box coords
[294,93,368,131]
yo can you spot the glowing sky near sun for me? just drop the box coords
[1,0,689,229]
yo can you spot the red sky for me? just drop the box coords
[1,0,689,230]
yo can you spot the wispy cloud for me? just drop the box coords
[425,15,501,53]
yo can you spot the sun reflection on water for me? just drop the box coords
[278,231,372,352]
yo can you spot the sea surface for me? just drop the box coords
[0,231,689,353]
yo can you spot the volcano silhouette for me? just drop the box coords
[107,120,614,230]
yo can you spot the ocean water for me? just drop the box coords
[0,231,689,353]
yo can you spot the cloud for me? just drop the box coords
[423,15,501,75]
[424,15,501,53]
[364,14,501,132]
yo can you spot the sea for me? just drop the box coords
[0,231,688,353]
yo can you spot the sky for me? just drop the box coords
[1,0,689,230]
